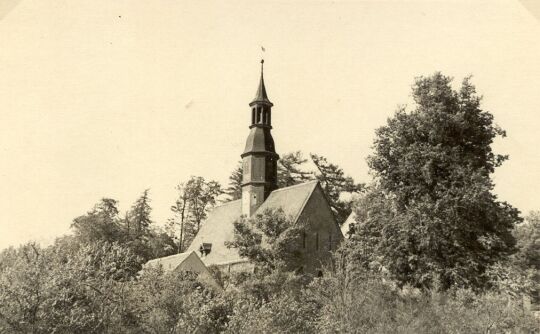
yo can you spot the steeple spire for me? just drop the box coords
[251,59,272,106]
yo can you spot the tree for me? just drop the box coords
[310,154,363,224]
[0,243,49,334]
[168,176,223,252]
[71,198,123,244]
[349,73,520,290]
[127,189,153,238]
[127,267,230,333]
[510,211,540,303]
[277,151,314,188]
[0,241,141,334]
[513,211,540,272]
[226,208,304,274]
[224,164,243,201]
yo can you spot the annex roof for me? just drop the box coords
[144,251,193,272]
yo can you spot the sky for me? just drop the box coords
[0,0,539,249]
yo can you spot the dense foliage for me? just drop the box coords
[72,193,176,262]
[347,73,521,290]
[225,208,304,273]
[1,238,537,333]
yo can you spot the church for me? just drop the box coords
[145,61,344,277]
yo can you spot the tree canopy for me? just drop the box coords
[225,208,304,274]
[347,73,521,290]
[168,176,223,253]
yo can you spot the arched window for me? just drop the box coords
[252,108,256,124]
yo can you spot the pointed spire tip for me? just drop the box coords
[251,59,271,105]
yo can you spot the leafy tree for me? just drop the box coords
[145,228,177,260]
[514,211,540,272]
[310,260,539,334]
[349,73,520,290]
[128,267,231,333]
[168,176,223,252]
[71,198,123,244]
[225,290,319,334]
[226,208,304,274]
[310,153,363,224]
[0,241,141,334]
[70,194,175,263]
[510,211,540,303]
[0,243,49,334]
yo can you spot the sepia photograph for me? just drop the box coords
[0,0,539,333]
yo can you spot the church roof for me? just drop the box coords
[250,60,272,105]
[186,199,244,266]
[256,181,319,222]
[242,127,277,156]
[186,181,320,266]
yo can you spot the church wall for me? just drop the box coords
[296,185,344,274]
[216,260,254,274]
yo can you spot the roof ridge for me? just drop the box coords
[213,199,242,209]
[270,180,319,193]
[291,181,319,223]
[147,251,193,263]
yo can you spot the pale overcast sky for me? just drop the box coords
[1,0,539,249]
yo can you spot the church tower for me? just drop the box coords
[241,60,279,216]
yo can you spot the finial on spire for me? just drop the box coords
[261,59,264,74]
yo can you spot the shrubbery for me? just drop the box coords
[1,232,539,333]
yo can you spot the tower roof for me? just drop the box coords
[250,60,273,105]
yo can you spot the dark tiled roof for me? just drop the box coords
[242,127,277,156]
[250,68,272,105]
